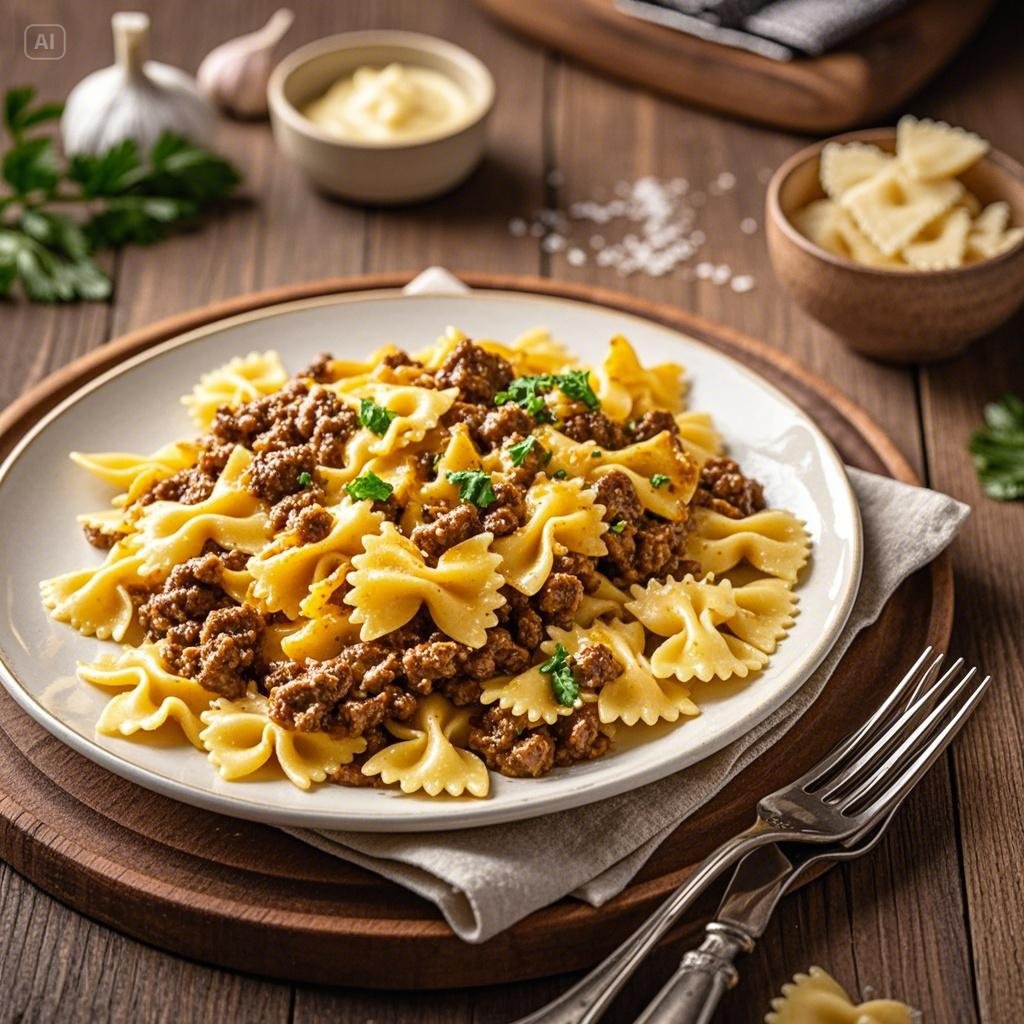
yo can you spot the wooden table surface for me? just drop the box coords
[1,2,1021,1021]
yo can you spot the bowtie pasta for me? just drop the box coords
[794,116,1022,271]
[44,326,810,798]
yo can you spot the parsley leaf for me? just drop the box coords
[591,449,603,458]
[609,519,627,534]
[358,398,397,436]
[297,471,314,488]
[508,434,543,467]
[0,89,241,303]
[447,469,497,508]
[496,370,602,419]
[556,368,600,409]
[970,394,1024,501]
[539,643,580,707]
[346,471,394,502]
[552,468,568,480]
[650,473,670,489]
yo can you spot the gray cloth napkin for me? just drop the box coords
[283,469,967,942]
[617,0,909,60]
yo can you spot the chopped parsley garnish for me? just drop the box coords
[970,394,1024,501]
[358,398,397,436]
[591,449,603,458]
[539,643,580,707]
[345,471,394,502]
[447,469,497,508]
[551,468,568,480]
[508,434,543,467]
[609,519,627,534]
[296,470,314,488]
[495,370,601,419]
[556,368,600,410]
[650,473,670,489]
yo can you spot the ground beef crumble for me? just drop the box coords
[694,456,766,519]
[436,339,515,404]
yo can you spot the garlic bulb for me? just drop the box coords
[62,12,214,155]
[197,9,294,119]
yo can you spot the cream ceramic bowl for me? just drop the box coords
[268,31,494,204]
[766,129,1024,363]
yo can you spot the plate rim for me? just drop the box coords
[0,280,862,831]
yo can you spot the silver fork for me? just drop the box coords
[512,649,989,1024]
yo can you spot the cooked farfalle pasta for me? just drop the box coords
[200,694,365,789]
[361,694,490,797]
[249,498,382,618]
[46,325,810,796]
[592,335,686,420]
[137,446,272,576]
[346,523,505,646]
[491,476,608,595]
[626,575,771,683]
[766,966,913,1024]
[79,642,214,747]
[182,351,288,429]
[685,507,810,582]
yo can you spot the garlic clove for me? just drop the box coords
[62,11,214,155]
[197,8,294,119]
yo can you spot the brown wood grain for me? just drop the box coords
[0,0,1019,1019]
[473,0,994,134]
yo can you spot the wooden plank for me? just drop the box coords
[913,6,1024,1021]
[545,52,977,1022]
[0,864,292,1023]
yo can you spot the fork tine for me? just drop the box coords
[847,673,990,824]
[795,647,939,790]
[817,658,965,801]
[834,666,976,809]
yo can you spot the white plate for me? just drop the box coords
[0,284,861,831]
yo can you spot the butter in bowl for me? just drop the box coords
[766,118,1024,362]
[268,31,494,204]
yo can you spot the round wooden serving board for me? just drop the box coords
[0,274,952,989]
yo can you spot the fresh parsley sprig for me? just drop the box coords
[540,643,580,707]
[0,87,241,302]
[970,394,1024,501]
[447,469,497,508]
[495,370,601,419]
[507,434,543,467]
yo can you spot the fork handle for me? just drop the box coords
[633,923,754,1024]
[510,825,772,1024]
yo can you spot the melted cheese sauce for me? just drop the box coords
[304,63,471,143]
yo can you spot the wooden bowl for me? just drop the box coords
[765,129,1024,362]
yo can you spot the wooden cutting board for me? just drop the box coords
[0,274,952,989]
[472,0,995,133]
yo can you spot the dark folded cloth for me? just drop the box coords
[617,0,910,60]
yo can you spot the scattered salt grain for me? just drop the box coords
[757,166,773,183]
[507,174,755,287]
[730,275,755,293]
[740,218,758,235]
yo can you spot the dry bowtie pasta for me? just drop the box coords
[43,328,810,797]
[794,116,1022,271]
